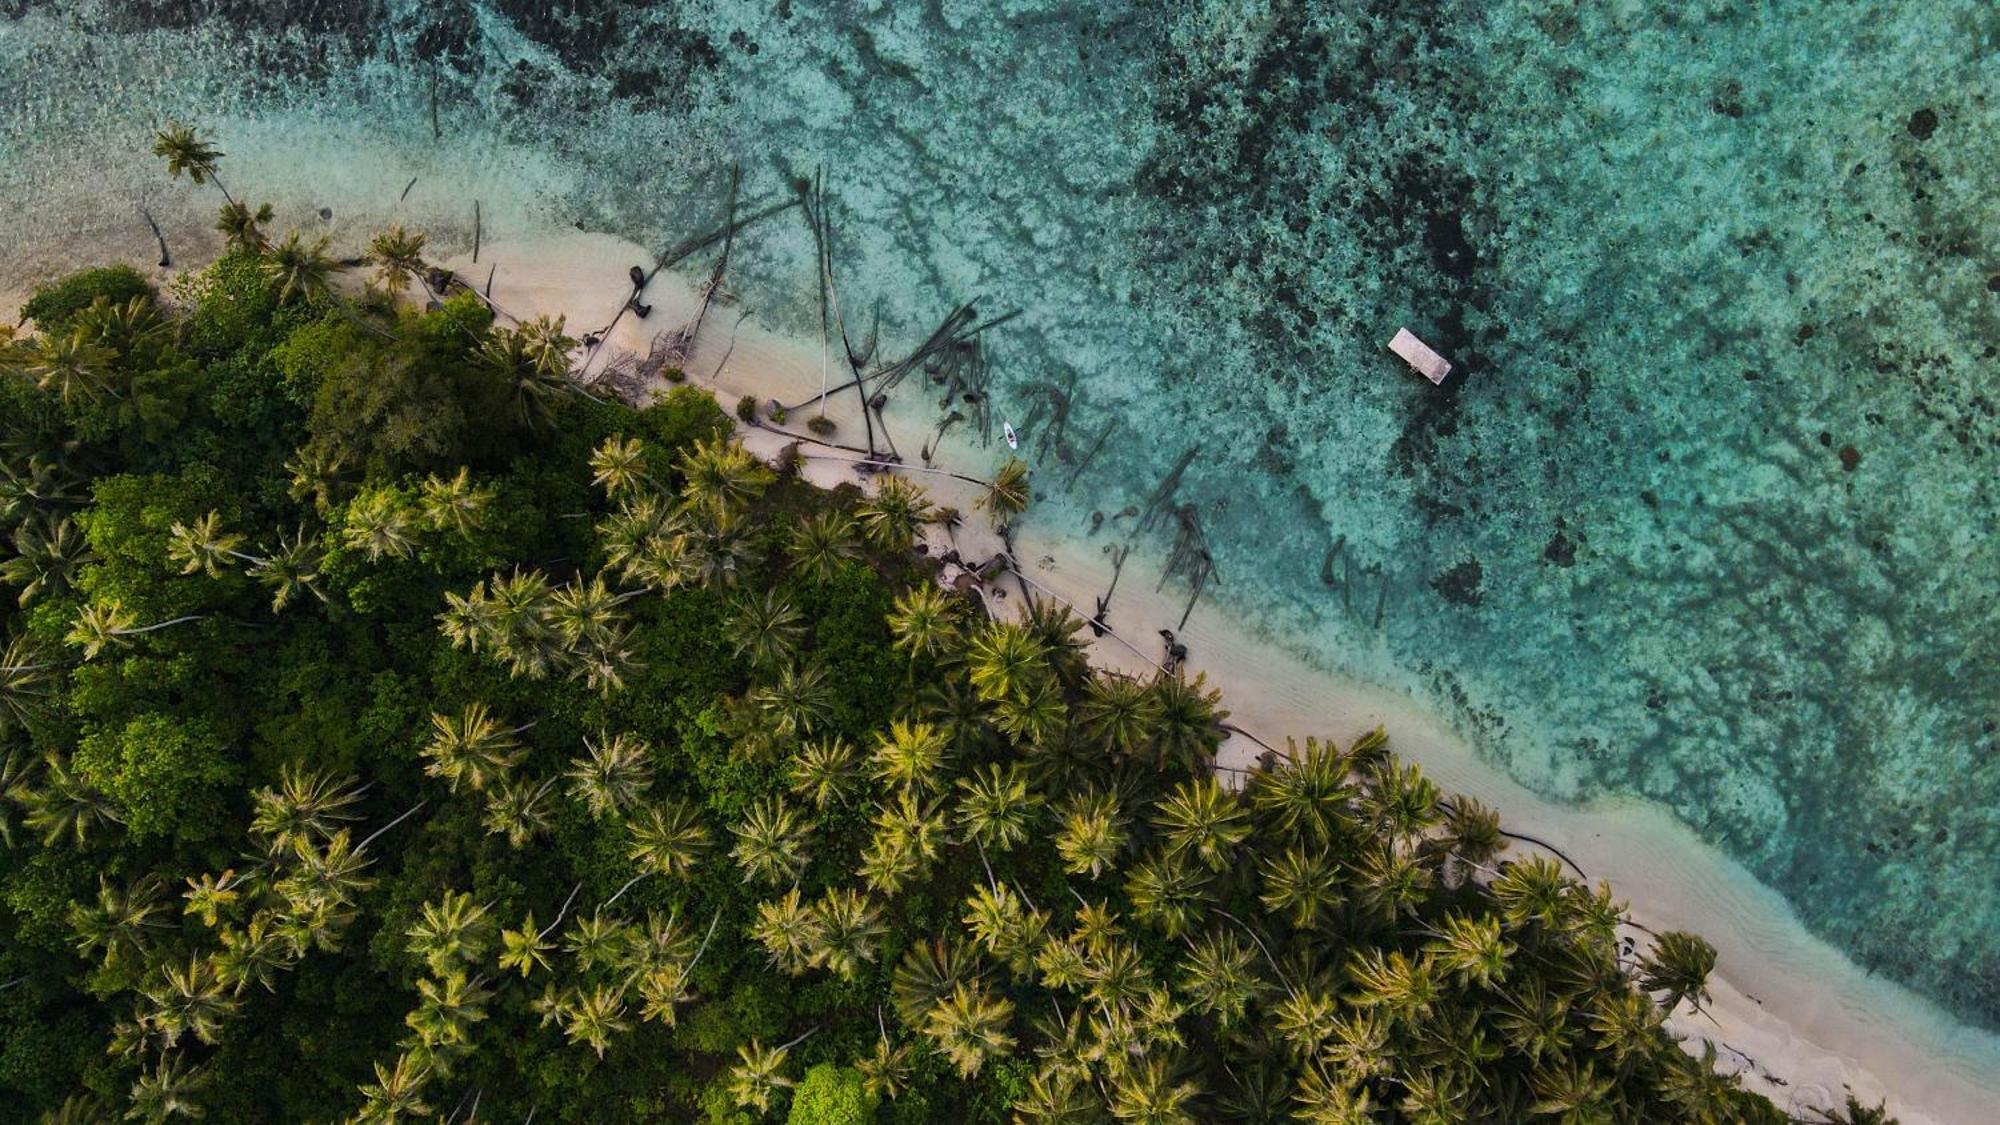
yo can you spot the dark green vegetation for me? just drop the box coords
[0,134,1867,1123]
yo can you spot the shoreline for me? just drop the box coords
[10,225,2000,1124]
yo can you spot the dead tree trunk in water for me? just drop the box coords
[139,208,169,267]
[661,165,741,368]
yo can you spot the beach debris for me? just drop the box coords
[472,199,481,263]
[138,206,170,267]
[629,265,647,290]
[1388,327,1452,385]
[1157,504,1219,631]
[400,176,418,202]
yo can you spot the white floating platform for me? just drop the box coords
[1388,328,1453,385]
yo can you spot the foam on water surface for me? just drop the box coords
[2,0,1996,1035]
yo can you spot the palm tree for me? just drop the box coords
[1152,777,1251,872]
[405,890,496,976]
[214,917,291,995]
[731,796,813,885]
[1807,1096,1898,1125]
[481,775,556,847]
[626,798,711,879]
[152,122,232,202]
[728,1036,804,1113]
[977,456,1031,528]
[1527,1058,1614,1119]
[1124,850,1214,940]
[1257,845,1342,930]
[23,328,117,406]
[1076,673,1163,761]
[922,981,1016,1077]
[248,526,326,611]
[16,751,122,845]
[865,718,948,793]
[417,467,492,537]
[1178,929,1265,1028]
[566,731,654,820]
[498,912,555,978]
[965,619,1050,704]
[1488,856,1573,934]
[788,736,859,810]
[480,317,575,431]
[890,937,975,1026]
[1638,930,1717,1014]
[1350,842,1432,924]
[407,971,491,1050]
[1363,759,1442,848]
[749,888,822,975]
[1424,911,1513,991]
[1014,1064,1101,1123]
[1144,672,1228,773]
[854,474,932,550]
[68,875,167,969]
[729,589,804,670]
[285,446,352,512]
[216,200,274,251]
[166,509,249,578]
[886,582,960,662]
[1249,736,1354,848]
[678,437,773,516]
[1,513,94,605]
[422,702,525,793]
[366,223,428,296]
[1107,1055,1201,1124]
[810,887,886,980]
[264,229,344,303]
[962,883,1049,976]
[562,909,632,973]
[342,486,419,562]
[750,661,836,738]
[856,1035,913,1102]
[955,761,1042,853]
[1054,790,1126,879]
[560,985,631,1058]
[127,1053,211,1122]
[355,1052,433,1122]
[589,435,651,498]
[248,763,363,856]
[787,508,860,583]
[141,955,239,1047]
[181,869,242,929]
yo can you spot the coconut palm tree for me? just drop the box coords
[342,486,419,562]
[248,526,326,611]
[405,890,495,977]
[422,702,525,793]
[417,467,492,536]
[1350,842,1432,924]
[678,437,773,516]
[566,731,654,821]
[955,761,1042,852]
[213,917,290,995]
[407,971,491,1051]
[1153,777,1251,873]
[562,909,631,974]
[1364,759,1442,848]
[216,200,274,251]
[886,582,960,662]
[1014,1064,1100,1123]
[1488,856,1573,934]
[356,1052,433,1122]
[481,775,556,847]
[560,985,631,1059]
[1054,790,1127,879]
[891,937,976,1026]
[962,883,1049,976]
[68,875,167,970]
[497,913,555,978]
[22,328,117,406]
[978,456,1032,528]
[749,888,822,975]
[141,955,239,1047]
[810,887,886,980]
[1424,911,1513,991]
[589,435,651,499]
[248,763,364,856]
[1,513,93,605]
[750,661,836,739]
[857,1036,913,1101]
[1257,845,1342,930]
[854,474,932,550]
[1076,673,1163,761]
[264,229,344,304]
[127,1053,211,1122]
[923,981,1016,1077]
[180,869,242,930]
[166,509,249,578]
[869,718,951,793]
[1637,930,1717,1015]
[965,619,1050,704]
[1178,929,1265,1028]
[1249,736,1354,848]
[153,122,232,202]
[1144,672,1228,773]
[731,796,813,885]
[366,224,428,296]
[626,799,712,880]
[788,736,860,810]
[1107,1055,1201,1124]
[728,1036,803,1113]
[479,317,575,432]
[15,751,122,846]
[1124,850,1214,940]
[787,508,860,583]
[284,446,352,512]
[729,588,804,670]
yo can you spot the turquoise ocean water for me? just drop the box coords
[3,1,1995,1029]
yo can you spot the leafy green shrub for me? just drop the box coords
[786,1064,877,1124]
[20,265,151,329]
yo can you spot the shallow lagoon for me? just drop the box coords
[2,0,1994,1028]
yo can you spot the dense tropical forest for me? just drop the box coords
[0,133,1886,1123]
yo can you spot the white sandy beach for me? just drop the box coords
[8,220,1999,1125]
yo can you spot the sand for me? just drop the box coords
[9,227,1998,1125]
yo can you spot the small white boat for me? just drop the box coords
[1003,422,1019,450]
